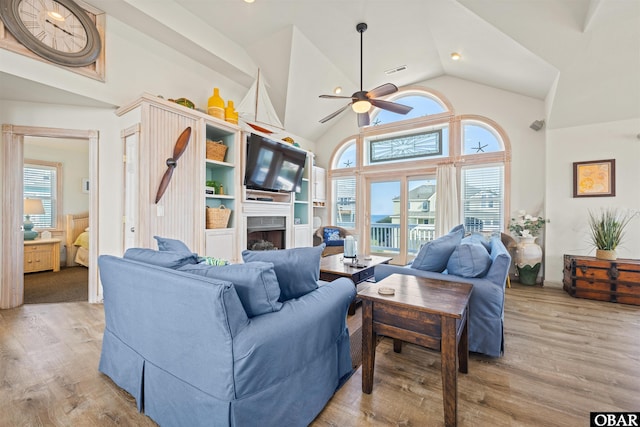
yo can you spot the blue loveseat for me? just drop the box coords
[375,226,511,357]
[98,242,355,427]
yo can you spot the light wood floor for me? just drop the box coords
[1,284,638,426]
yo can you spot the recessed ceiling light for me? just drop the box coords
[244,0,255,3]
[334,87,342,94]
[451,52,461,61]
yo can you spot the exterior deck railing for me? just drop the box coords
[335,222,437,254]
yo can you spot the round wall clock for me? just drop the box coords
[0,0,101,67]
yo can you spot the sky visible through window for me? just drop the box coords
[372,95,445,125]
[463,123,502,154]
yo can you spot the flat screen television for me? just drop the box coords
[244,133,307,193]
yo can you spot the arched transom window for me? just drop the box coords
[328,88,511,265]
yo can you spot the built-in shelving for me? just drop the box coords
[204,121,239,230]
[294,177,310,226]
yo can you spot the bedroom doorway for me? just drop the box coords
[0,125,99,309]
[23,137,89,304]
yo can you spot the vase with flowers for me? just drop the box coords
[509,211,548,285]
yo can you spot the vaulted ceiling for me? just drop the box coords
[3,0,639,142]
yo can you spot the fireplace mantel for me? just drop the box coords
[241,201,293,252]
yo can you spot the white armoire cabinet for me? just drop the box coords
[117,94,240,256]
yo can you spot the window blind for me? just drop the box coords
[461,165,504,233]
[24,164,57,228]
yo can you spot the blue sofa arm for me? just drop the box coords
[98,255,249,402]
[374,263,416,282]
[232,277,355,398]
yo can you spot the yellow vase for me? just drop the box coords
[225,100,238,125]
[207,88,225,120]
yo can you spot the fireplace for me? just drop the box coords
[246,216,286,250]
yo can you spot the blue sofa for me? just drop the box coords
[374,227,511,357]
[98,245,356,427]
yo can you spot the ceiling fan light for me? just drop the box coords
[352,100,371,113]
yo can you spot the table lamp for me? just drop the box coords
[24,198,45,240]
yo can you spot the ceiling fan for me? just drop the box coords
[319,22,413,127]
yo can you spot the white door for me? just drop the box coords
[123,132,138,250]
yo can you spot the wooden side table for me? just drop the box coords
[320,254,393,315]
[24,238,61,273]
[359,274,472,427]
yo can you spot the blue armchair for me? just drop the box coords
[313,226,353,256]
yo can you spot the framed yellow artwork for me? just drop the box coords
[573,159,615,197]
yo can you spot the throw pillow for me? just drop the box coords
[178,262,282,317]
[124,248,199,269]
[411,224,464,272]
[153,236,192,253]
[242,244,325,301]
[323,227,341,242]
[461,232,491,251]
[447,241,492,278]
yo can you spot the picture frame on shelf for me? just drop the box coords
[573,159,615,198]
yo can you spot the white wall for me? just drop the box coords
[544,118,640,286]
[0,15,249,116]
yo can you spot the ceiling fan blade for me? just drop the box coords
[155,166,175,204]
[320,94,354,100]
[367,83,398,98]
[172,126,192,160]
[358,112,370,127]
[319,103,352,123]
[369,99,413,115]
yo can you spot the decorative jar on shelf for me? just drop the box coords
[225,100,238,125]
[207,88,225,120]
[515,236,542,285]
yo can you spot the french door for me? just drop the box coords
[365,175,436,266]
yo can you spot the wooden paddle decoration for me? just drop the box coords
[154,126,192,204]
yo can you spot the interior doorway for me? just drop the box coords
[22,137,90,304]
[1,125,99,309]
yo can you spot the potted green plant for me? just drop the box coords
[206,180,220,194]
[587,208,637,260]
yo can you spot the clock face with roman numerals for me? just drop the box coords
[0,0,100,67]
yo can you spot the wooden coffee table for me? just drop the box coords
[320,254,393,315]
[359,274,472,427]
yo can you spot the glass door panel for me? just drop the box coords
[407,178,437,262]
[369,181,401,258]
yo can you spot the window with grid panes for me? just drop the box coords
[24,163,57,228]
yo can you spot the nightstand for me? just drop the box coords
[24,238,61,273]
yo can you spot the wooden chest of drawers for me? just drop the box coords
[563,254,640,305]
[24,238,61,273]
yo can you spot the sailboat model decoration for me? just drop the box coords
[237,69,284,134]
